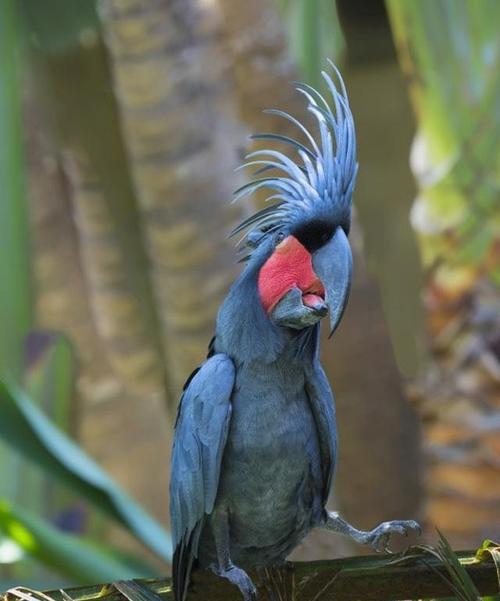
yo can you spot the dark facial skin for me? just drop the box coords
[270,286,328,330]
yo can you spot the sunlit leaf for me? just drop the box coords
[0,537,24,564]
[475,539,500,592]
[387,0,500,273]
[0,380,172,562]
[0,501,155,583]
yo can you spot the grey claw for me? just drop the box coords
[403,520,422,537]
[213,564,257,601]
[367,520,421,554]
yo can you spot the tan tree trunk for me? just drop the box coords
[63,148,164,398]
[215,0,305,150]
[26,43,171,561]
[98,0,249,404]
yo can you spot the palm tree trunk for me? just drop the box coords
[63,148,165,397]
[98,0,249,403]
[25,38,172,560]
[28,30,169,403]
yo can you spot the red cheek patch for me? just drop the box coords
[258,236,324,313]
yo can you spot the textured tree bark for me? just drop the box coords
[31,37,168,403]
[25,77,106,413]
[38,552,499,601]
[25,69,172,563]
[63,148,165,397]
[98,0,249,404]
[215,0,305,152]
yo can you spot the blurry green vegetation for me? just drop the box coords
[408,531,489,601]
[20,335,74,545]
[0,501,155,583]
[24,335,73,434]
[387,0,500,283]
[0,0,31,383]
[0,0,35,582]
[0,381,171,561]
[277,0,345,89]
[21,0,99,56]
[0,0,170,586]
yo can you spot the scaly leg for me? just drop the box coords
[209,507,257,601]
[321,510,421,553]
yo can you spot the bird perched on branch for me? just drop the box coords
[169,62,420,601]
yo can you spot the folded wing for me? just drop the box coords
[169,353,235,601]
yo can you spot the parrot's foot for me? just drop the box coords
[354,519,422,553]
[322,511,421,553]
[211,563,257,601]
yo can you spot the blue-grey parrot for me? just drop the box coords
[169,63,420,601]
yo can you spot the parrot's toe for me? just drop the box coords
[213,564,257,601]
[367,519,422,553]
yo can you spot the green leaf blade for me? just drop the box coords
[0,500,156,583]
[0,381,172,562]
[0,0,32,382]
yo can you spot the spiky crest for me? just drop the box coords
[230,62,358,250]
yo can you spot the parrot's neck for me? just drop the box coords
[215,270,318,365]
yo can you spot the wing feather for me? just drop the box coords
[169,353,235,601]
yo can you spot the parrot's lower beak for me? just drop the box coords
[312,227,352,337]
[270,287,327,330]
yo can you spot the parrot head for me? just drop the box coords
[231,62,357,338]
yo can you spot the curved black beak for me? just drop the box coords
[311,227,352,337]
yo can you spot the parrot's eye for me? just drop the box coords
[275,232,286,244]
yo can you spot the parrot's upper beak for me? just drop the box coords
[312,227,352,337]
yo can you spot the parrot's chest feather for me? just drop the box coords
[213,359,323,565]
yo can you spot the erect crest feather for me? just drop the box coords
[231,61,358,249]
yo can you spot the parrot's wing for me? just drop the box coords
[170,353,235,601]
[305,330,337,505]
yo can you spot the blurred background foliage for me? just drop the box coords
[0,0,499,591]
